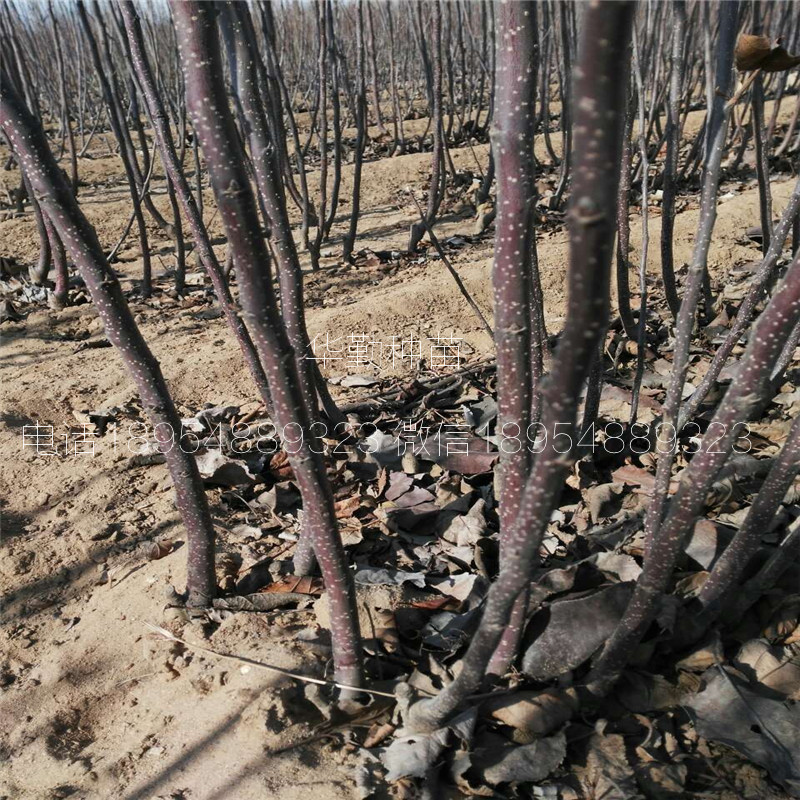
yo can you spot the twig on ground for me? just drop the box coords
[410,194,494,338]
[143,621,397,698]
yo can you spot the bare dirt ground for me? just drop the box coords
[0,98,798,799]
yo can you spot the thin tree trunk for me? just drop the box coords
[629,25,650,426]
[752,73,773,253]
[616,94,636,338]
[45,213,69,309]
[644,1,740,554]
[171,0,363,692]
[49,0,78,195]
[660,0,685,319]
[485,0,537,680]
[342,0,367,263]
[119,1,274,420]
[76,0,152,298]
[408,0,444,253]
[26,175,52,285]
[365,1,385,135]
[225,3,342,426]
[405,1,634,733]
[0,73,217,607]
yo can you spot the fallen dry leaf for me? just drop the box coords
[521,582,635,679]
[484,688,578,743]
[334,494,362,519]
[577,728,639,800]
[269,449,294,480]
[687,667,800,794]
[147,540,174,561]
[262,576,324,596]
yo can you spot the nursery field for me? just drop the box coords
[2,2,800,799]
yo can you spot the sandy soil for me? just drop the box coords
[0,96,798,799]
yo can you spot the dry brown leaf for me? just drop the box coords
[262,576,324,596]
[521,582,635,679]
[334,494,362,519]
[363,721,395,749]
[616,672,689,713]
[411,595,459,612]
[675,633,724,672]
[475,730,567,786]
[762,597,800,642]
[735,33,800,72]
[612,464,656,489]
[216,552,240,593]
[633,745,688,798]
[577,729,639,800]
[147,540,174,561]
[376,467,388,497]
[734,639,800,697]
[484,688,578,743]
[269,449,294,479]
[687,668,800,793]
[385,471,413,501]
[585,482,624,523]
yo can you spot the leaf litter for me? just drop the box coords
[94,299,800,798]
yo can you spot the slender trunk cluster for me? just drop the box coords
[408,1,445,253]
[660,0,686,319]
[76,0,152,297]
[644,0,740,553]
[591,245,800,693]
[118,1,275,417]
[222,2,341,424]
[5,0,800,767]
[405,0,635,733]
[169,1,363,691]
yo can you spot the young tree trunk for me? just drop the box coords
[628,26,651,426]
[48,0,79,195]
[341,0,368,263]
[170,0,363,692]
[0,73,216,608]
[26,177,52,285]
[615,93,636,339]
[590,246,800,695]
[321,0,343,241]
[660,0,686,319]
[76,0,152,298]
[224,3,342,425]
[187,129,202,215]
[644,1,740,552]
[258,4,315,231]
[365,1,385,135]
[750,2,773,255]
[752,76,773,254]
[309,0,329,271]
[551,1,573,209]
[404,1,635,733]
[45,213,69,309]
[408,0,444,253]
[485,0,538,680]
[119,1,274,419]
[384,3,405,155]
